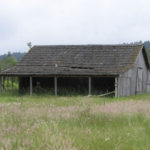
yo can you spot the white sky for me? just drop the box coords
[0,0,150,54]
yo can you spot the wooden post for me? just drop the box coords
[1,76,3,90]
[3,77,5,90]
[30,76,33,96]
[11,77,14,89]
[54,77,57,96]
[7,77,9,89]
[88,76,91,95]
[0,76,1,96]
[115,77,118,97]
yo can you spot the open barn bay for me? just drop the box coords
[0,93,150,150]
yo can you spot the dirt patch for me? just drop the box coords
[90,100,150,115]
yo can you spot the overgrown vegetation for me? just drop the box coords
[0,55,17,71]
[0,92,150,149]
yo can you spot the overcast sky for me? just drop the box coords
[0,0,150,54]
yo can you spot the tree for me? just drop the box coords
[0,56,17,71]
[7,51,11,57]
[27,42,32,49]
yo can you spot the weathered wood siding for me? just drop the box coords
[117,49,150,97]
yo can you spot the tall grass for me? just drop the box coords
[0,92,150,149]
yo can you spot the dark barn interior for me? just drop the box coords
[58,77,88,95]
[92,77,115,94]
[19,77,115,95]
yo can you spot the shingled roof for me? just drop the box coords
[0,44,148,76]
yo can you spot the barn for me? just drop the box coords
[0,44,150,97]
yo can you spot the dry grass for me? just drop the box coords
[90,100,150,115]
[0,94,150,150]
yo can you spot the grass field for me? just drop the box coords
[0,91,150,150]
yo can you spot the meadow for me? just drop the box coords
[0,91,150,150]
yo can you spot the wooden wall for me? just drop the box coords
[116,49,150,97]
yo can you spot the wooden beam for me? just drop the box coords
[88,76,91,95]
[54,77,57,96]
[30,76,33,96]
[0,77,2,96]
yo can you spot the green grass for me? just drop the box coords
[0,92,150,150]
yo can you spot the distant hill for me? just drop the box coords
[0,52,26,61]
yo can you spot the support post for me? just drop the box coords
[11,77,14,89]
[0,76,2,96]
[2,76,3,90]
[3,77,5,90]
[7,77,9,89]
[115,77,118,97]
[6,77,8,90]
[88,76,91,95]
[54,77,57,96]
[30,76,33,96]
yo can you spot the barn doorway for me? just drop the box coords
[92,77,115,95]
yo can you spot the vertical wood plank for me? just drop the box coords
[30,76,33,96]
[0,76,1,96]
[88,76,91,95]
[54,77,57,96]
[115,77,118,97]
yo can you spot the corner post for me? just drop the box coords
[30,76,33,96]
[88,76,91,96]
[0,76,2,96]
[115,77,118,97]
[54,77,57,96]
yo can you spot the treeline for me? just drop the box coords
[143,41,150,62]
[0,55,17,71]
[0,52,26,71]
[0,52,26,61]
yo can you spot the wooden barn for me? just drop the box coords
[0,44,150,97]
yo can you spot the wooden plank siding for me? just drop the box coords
[117,48,150,97]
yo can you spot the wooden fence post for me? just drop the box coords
[54,77,57,96]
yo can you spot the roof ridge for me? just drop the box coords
[33,44,144,47]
